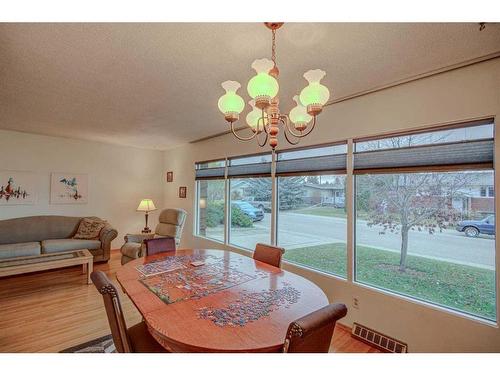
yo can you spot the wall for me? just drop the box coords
[0,131,164,248]
[163,58,500,352]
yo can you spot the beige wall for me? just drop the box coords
[163,58,500,352]
[0,130,164,247]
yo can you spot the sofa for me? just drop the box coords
[0,215,118,262]
[120,208,186,265]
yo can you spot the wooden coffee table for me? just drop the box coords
[0,249,93,284]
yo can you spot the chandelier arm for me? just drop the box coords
[257,128,269,147]
[230,121,259,141]
[283,122,301,146]
[261,109,270,135]
[282,115,317,138]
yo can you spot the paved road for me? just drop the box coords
[220,212,495,269]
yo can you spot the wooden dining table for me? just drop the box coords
[116,248,328,353]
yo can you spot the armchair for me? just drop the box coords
[120,208,187,265]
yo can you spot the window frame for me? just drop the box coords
[193,117,498,325]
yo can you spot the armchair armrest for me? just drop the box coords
[99,224,118,262]
[124,233,155,243]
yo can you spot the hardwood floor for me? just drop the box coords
[0,250,379,353]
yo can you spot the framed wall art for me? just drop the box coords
[0,170,37,205]
[166,171,173,182]
[50,173,88,204]
[179,186,187,199]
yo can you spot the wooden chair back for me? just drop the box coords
[90,271,131,353]
[283,303,348,353]
[144,237,176,256]
[253,243,285,268]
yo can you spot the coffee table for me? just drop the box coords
[0,249,93,284]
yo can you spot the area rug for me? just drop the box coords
[60,335,116,353]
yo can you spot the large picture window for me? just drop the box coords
[354,121,496,321]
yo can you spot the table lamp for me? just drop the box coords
[137,199,157,233]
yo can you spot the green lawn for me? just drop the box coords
[284,243,496,320]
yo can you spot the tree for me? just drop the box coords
[244,177,306,210]
[363,172,472,271]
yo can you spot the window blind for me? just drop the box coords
[276,154,347,175]
[353,139,494,173]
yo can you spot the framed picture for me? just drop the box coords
[179,186,187,198]
[50,173,88,204]
[166,171,173,182]
[0,170,37,205]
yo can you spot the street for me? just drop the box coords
[220,212,496,269]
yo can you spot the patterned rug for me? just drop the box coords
[60,335,116,353]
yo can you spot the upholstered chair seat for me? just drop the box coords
[120,208,187,265]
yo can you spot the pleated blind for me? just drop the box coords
[195,160,226,180]
[276,144,347,175]
[354,139,494,173]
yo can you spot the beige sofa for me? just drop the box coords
[120,208,186,265]
[0,215,117,262]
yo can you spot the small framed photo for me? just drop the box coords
[179,186,187,198]
[166,171,173,182]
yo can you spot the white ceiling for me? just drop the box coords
[1,23,499,150]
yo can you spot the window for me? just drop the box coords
[481,187,487,197]
[228,154,272,250]
[195,159,226,242]
[276,144,347,277]
[229,177,271,249]
[196,179,225,242]
[489,187,495,197]
[277,175,347,277]
[354,122,496,321]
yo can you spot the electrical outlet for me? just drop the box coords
[353,297,360,309]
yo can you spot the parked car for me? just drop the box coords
[247,198,272,213]
[232,200,264,222]
[456,215,495,237]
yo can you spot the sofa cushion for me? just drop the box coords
[41,239,101,254]
[0,242,41,259]
[73,218,107,240]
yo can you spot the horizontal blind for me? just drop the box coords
[353,139,494,172]
[276,154,347,175]
[227,162,272,178]
[195,167,226,180]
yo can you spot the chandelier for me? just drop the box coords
[217,22,330,150]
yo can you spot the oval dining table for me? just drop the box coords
[116,248,328,353]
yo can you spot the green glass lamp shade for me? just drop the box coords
[218,81,245,115]
[289,95,312,124]
[299,69,330,107]
[246,100,268,132]
[247,58,279,99]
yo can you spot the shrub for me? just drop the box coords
[206,200,224,227]
[205,200,253,228]
[231,205,253,228]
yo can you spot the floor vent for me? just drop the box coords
[351,322,408,353]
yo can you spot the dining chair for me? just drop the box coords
[90,270,168,353]
[283,303,348,353]
[253,243,285,268]
[144,237,176,256]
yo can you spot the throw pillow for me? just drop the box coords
[74,218,107,240]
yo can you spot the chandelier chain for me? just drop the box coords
[271,29,277,67]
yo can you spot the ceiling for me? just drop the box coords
[1,23,499,150]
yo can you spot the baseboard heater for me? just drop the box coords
[351,322,408,353]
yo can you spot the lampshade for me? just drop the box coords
[289,95,312,131]
[245,100,268,133]
[299,69,330,107]
[247,58,279,106]
[217,81,245,121]
[137,199,156,212]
